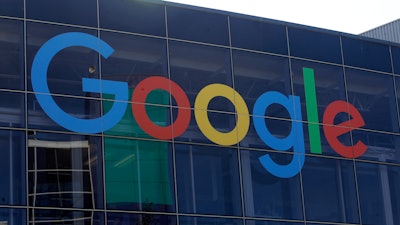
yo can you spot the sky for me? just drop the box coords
[163,0,400,34]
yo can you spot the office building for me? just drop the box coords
[1,0,400,224]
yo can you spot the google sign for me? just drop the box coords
[31,32,367,178]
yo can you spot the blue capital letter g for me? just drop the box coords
[31,32,128,134]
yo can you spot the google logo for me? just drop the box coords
[31,32,367,178]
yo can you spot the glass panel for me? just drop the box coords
[175,144,242,216]
[33,193,93,208]
[26,0,97,27]
[292,60,346,123]
[167,6,229,46]
[99,0,165,36]
[27,22,99,97]
[301,156,359,223]
[28,94,101,132]
[180,216,243,225]
[392,46,400,75]
[306,223,341,225]
[104,96,171,139]
[35,147,89,170]
[27,132,104,209]
[345,68,398,132]
[0,91,25,128]
[208,95,236,113]
[342,36,392,73]
[207,111,237,132]
[30,208,99,224]
[232,50,291,118]
[288,27,342,64]
[241,150,303,220]
[176,104,237,144]
[388,164,400,225]
[169,41,232,107]
[241,117,292,150]
[394,75,400,131]
[0,129,26,205]
[230,17,287,54]
[0,208,26,225]
[354,129,400,164]
[302,123,352,157]
[173,108,207,144]
[356,162,400,225]
[107,212,176,225]
[0,0,23,17]
[104,138,174,212]
[32,171,91,193]
[100,31,167,85]
[246,220,303,225]
[100,31,171,138]
[0,19,24,90]
[173,109,237,145]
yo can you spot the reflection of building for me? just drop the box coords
[1,0,400,225]
[28,139,93,224]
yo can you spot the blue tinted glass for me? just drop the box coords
[104,99,172,139]
[0,208,26,225]
[100,31,167,87]
[207,111,237,132]
[26,22,99,97]
[232,50,291,118]
[291,60,346,123]
[169,41,232,106]
[241,150,303,220]
[388,165,400,225]
[392,46,400,75]
[173,108,223,144]
[104,138,174,212]
[302,123,352,157]
[0,19,24,90]
[167,6,229,46]
[31,209,99,224]
[107,212,176,225]
[176,144,242,216]
[345,68,398,132]
[175,108,238,145]
[99,0,165,36]
[0,0,23,17]
[288,27,342,64]
[246,220,303,225]
[27,94,101,132]
[356,162,398,225]
[353,130,400,164]
[180,216,242,225]
[27,132,104,209]
[0,129,26,205]
[241,117,292,150]
[230,17,287,54]
[102,87,171,139]
[301,156,359,223]
[394,76,400,130]
[26,0,97,27]
[204,96,236,113]
[0,91,25,128]
[342,36,392,73]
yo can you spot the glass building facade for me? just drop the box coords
[1,0,400,225]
